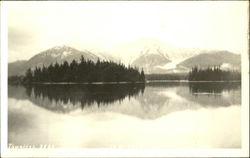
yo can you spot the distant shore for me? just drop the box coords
[28,80,241,85]
[146,80,241,83]
[31,81,146,85]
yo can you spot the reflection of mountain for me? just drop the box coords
[24,84,145,113]
[133,86,193,119]
[8,82,240,119]
[135,82,241,118]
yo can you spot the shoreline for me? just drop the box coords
[146,80,241,83]
[31,81,146,85]
[27,80,241,85]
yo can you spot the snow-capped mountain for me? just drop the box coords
[8,45,116,76]
[8,39,241,76]
[124,38,241,74]
[110,38,201,64]
[27,45,99,67]
[124,38,200,73]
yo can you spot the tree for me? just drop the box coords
[188,66,241,81]
[139,69,145,82]
[24,56,145,83]
[24,68,33,83]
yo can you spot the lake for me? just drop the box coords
[8,82,241,148]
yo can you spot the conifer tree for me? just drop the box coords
[24,56,146,83]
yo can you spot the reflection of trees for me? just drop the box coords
[9,82,241,119]
[176,82,241,107]
[25,84,145,113]
[189,82,241,94]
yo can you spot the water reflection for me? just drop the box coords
[146,82,181,87]
[23,84,145,113]
[8,82,241,148]
[8,82,241,115]
[189,82,241,94]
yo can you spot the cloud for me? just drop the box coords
[6,1,248,62]
[8,27,36,50]
[8,26,40,62]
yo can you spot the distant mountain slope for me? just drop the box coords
[178,51,241,70]
[8,60,28,76]
[8,39,241,76]
[112,38,201,65]
[26,45,100,68]
[129,38,202,73]
[132,50,171,73]
[8,45,116,76]
[130,39,241,73]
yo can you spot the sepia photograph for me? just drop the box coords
[1,1,249,157]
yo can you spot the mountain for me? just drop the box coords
[178,50,241,70]
[26,45,100,67]
[8,39,241,76]
[111,38,201,65]
[128,38,201,73]
[132,51,171,73]
[8,45,116,76]
[127,38,240,74]
[8,60,28,76]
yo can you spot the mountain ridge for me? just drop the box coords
[127,38,240,73]
[8,45,115,76]
[8,39,241,76]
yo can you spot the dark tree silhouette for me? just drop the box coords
[188,66,241,81]
[23,56,145,84]
[23,68,33,84]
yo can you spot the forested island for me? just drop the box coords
[188,66,241,81]
[8,57,241,85]
[9,56,145,84]
[144,66,241,81]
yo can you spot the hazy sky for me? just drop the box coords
[6,1,249,62]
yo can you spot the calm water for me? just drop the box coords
[8,82,241,148]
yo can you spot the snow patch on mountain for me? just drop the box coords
[62,51,72,57]
[221,63,233,70]
[51,52,60,57]
[156,59,185,70]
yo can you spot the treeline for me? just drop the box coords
[188,66,241,81]
[8,75,25,85]
[22,56,145,84]
[145,73,187,81]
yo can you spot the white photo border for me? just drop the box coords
[1,1,249,157]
